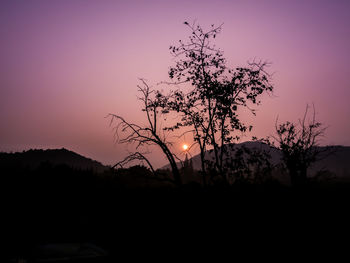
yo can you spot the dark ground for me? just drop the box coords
[2,164,350,262]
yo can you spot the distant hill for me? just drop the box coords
[0,148,109,173]
[162,141,350,180]
[162,141,281,171]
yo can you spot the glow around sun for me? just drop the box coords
[182,144,189,151]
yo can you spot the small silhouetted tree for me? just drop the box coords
[112,151,156,175]
[268,105,327,187]
[160,21,273,184]
[108,79,182,186]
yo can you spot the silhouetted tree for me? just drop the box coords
[181,153,195,180]
[160,21,273,184]
[268,105,327,187]
[108,79,182,186]
[205,143,272,185]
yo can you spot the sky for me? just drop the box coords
[1,0,350,168]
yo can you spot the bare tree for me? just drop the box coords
[108,79,182,186]
[268,105,328,187]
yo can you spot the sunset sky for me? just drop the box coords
[1,0,350,168]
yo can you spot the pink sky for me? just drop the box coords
[1,0,350,168]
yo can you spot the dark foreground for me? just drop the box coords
[3,167,350,261]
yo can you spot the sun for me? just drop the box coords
[182,144,189,151]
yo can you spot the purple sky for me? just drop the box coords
[1,0,350,168]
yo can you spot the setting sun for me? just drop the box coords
[182,144,188,151]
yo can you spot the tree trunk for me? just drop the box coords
[200,149,207,186]
[159,141,182,186]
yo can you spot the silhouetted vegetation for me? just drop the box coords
[109,22,273,187]
[104,22,350,193]
[265,105,331,187]
[162,22,273,185]
[108,79,182,186]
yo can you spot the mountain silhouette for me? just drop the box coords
[0,148,108,173]
[162,141,350,182]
